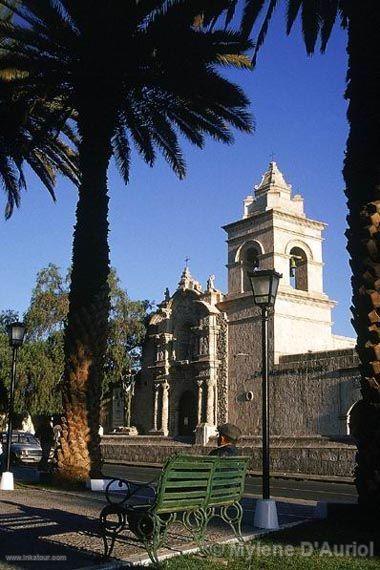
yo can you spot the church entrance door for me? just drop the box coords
[178,390,197,437]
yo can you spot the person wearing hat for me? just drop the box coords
[209,423,241,457]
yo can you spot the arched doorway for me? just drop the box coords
[178,390,197,437]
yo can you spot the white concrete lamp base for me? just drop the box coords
[86,478,129,492]
[254,499,279,530]
[0,471,14,491]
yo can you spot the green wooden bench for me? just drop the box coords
[100,453,249,564]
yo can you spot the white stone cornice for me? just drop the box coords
[272,226,324,242]
[272,209,327,229]
[223,208,326,235]
[277,289,336,308]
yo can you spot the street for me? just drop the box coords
[103,463,358,504]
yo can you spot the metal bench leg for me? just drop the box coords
[99,504,127,558]
[221,502,244,543]
[141,512,176,565]
[183,508,208,547]
[102,530,118,559]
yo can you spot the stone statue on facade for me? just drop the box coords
[207,274,216,291]
[199,335,209,355]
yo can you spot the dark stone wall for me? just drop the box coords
[100,434,356,479]
[230,348,361,437]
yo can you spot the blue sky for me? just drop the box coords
[0,5,354,337]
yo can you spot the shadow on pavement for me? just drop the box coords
[0,499,104,569]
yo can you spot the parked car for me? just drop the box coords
[0,431,43,466]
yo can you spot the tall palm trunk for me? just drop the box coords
[344,0,380,511]
[56,101,114,483]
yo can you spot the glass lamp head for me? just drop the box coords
[247,269,282,308]
[8,322,26,347]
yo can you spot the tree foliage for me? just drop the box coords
[0,264,150,415]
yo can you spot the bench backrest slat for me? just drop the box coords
[155,455,214,514]
[208,456,248,508]
[154,454,249,515]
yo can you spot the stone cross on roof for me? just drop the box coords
[254,161,292,196]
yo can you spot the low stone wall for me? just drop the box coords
[100,435,357,480]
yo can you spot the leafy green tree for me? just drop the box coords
[0,265,150,423]
[24,263,69,341]
[0,309,18,417]
[104,270,150,394]
[0,1,254,481]
[203,0,380,511]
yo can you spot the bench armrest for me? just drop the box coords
[105,477,157,506]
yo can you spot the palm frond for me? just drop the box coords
[121,103,156,167]
[112,125,131,186]
[26,149,56,199]
[0,152,20,218]
[251,0,279,67]
[286,0,302,34]
[319,0,339,52]
[149,109,186,179]
[217,53,252,69]
[241,0,267,39]
[1,0,252,206]
[301,0,320,54]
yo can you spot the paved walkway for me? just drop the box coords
[0,485,315,569]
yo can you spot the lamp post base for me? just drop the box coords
[0,471,14,490]
[254,499,279,529]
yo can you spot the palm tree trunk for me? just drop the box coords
[56,104,114,483]
[344,0,380,512]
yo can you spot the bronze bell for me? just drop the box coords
[289,256,297,277]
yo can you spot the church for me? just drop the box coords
[130,162,360,457]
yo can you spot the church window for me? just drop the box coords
[289,247,308,291]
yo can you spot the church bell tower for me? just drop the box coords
[221,161,353,362]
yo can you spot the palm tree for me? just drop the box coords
[205,0,380,510]
[0,1,254,482]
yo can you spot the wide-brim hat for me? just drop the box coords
[217,423,241,443]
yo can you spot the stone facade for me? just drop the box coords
[133,267,228,441]
[131,162,360,457]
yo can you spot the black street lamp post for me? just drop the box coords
[1,322,26,490]
[247,269,282,528]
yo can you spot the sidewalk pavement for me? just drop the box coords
[0,483,316,570]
